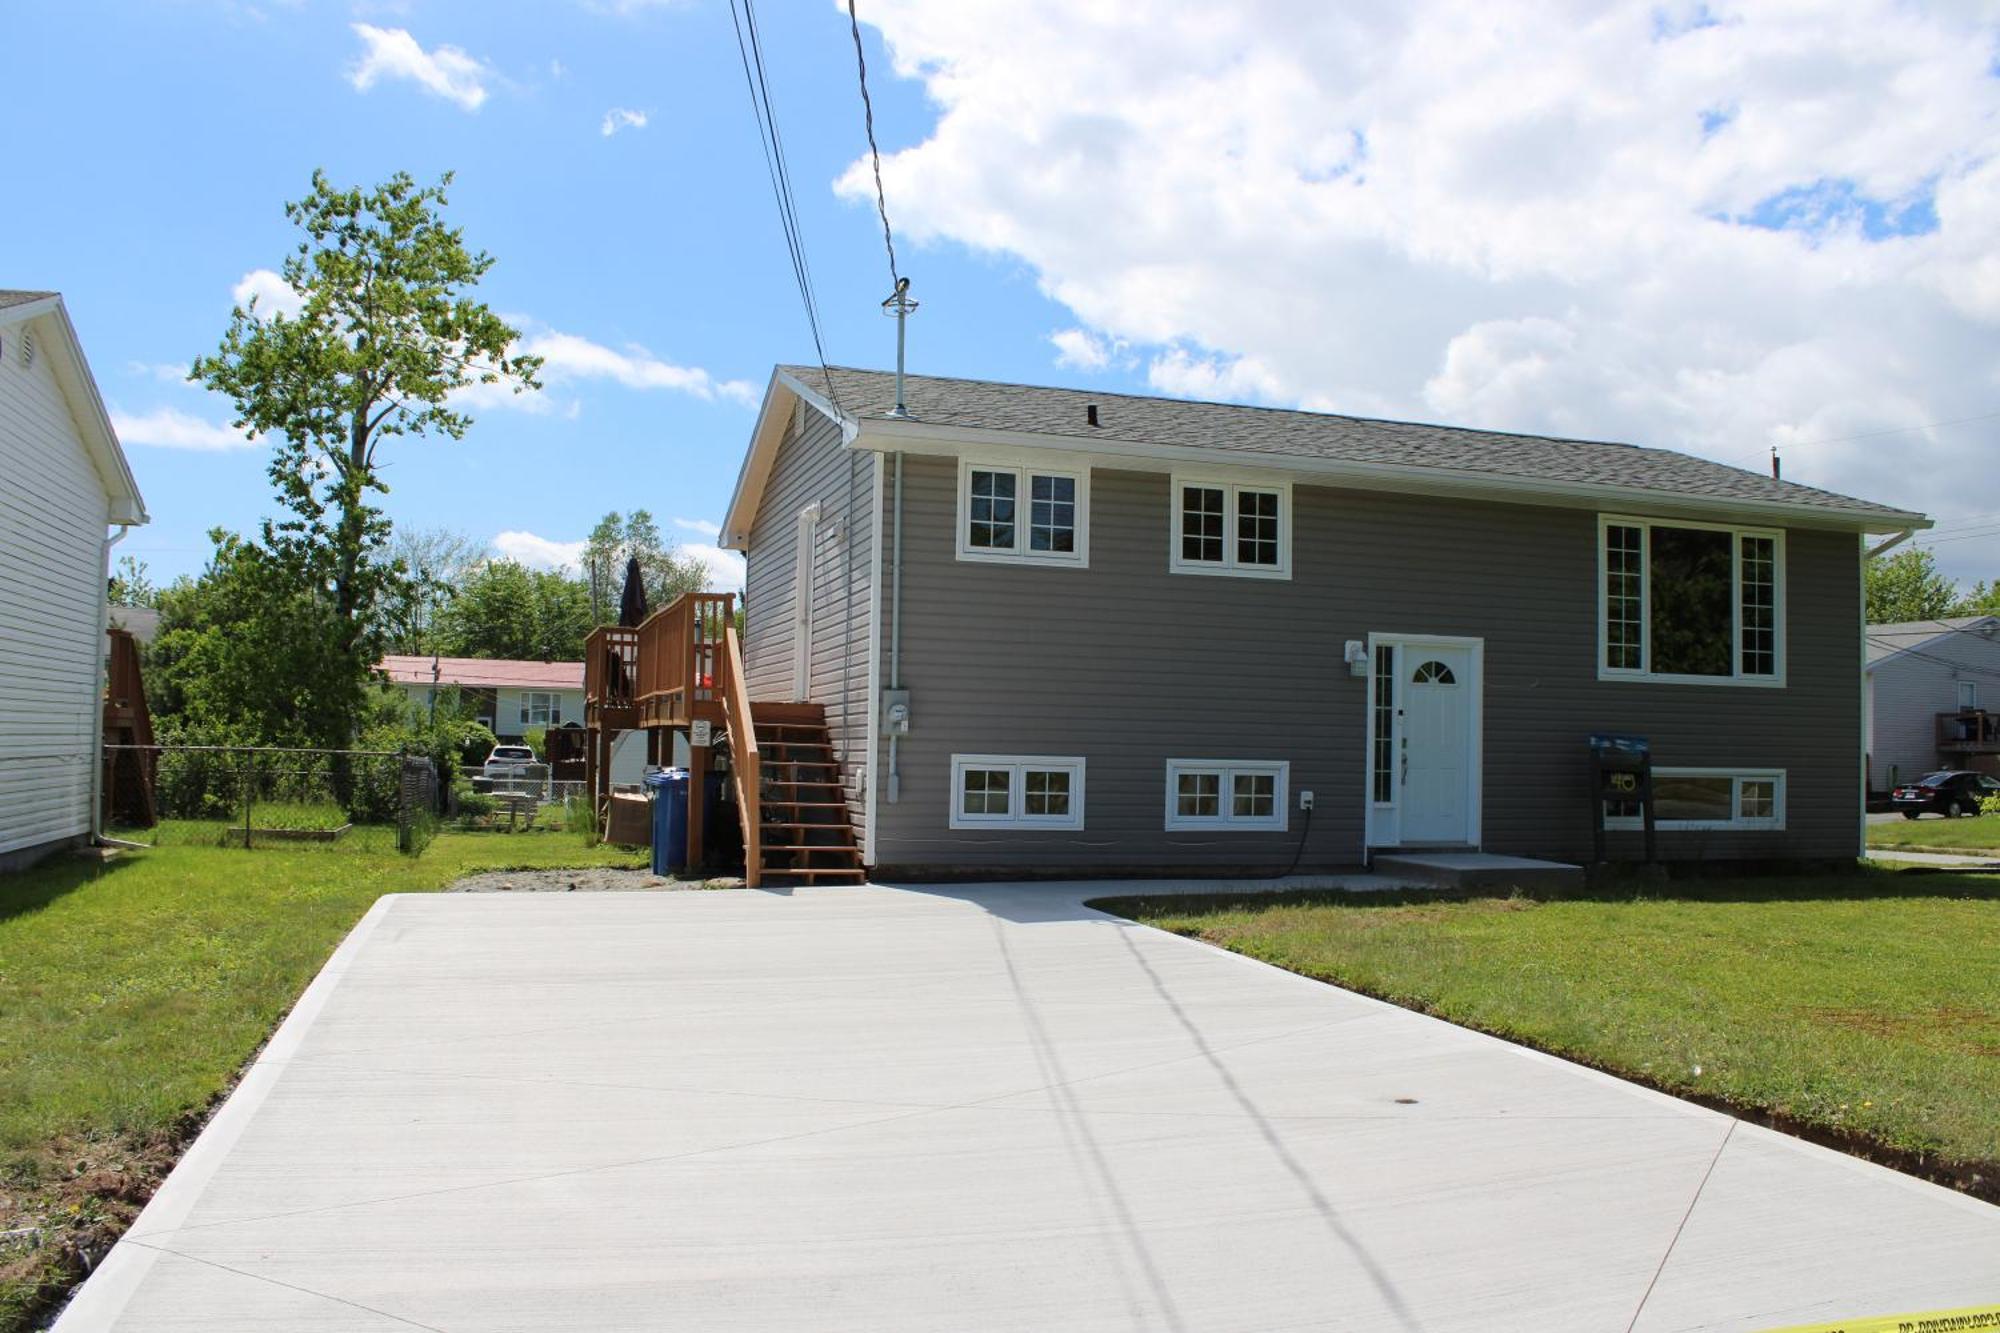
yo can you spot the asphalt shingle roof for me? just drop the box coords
[783,364,1922,523]
[1865,616,2000,665]
[0,289,57,311]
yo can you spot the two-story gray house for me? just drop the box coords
[1865,616,2000,792]
[720,365,1927,877]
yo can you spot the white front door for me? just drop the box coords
[1370,637,1482,848]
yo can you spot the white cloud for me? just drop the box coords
[231,268,303,319]
[110,407,259,452]
[520,328,757,405]
[348,24,491,112]
[1050,327,1112,371]
[673,516,722,537]
[127,360,191,384]
[841,1,2000,569]
[600,107,648,137]
[492,531,586,572]
[680,542,746,593]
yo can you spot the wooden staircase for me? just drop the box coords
[747,703,865,885]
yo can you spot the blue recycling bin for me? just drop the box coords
[644,768,690,875]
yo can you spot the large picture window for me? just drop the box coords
[1164,760,1290,831]
[520,691,560,726]
[957,458,1089,566]
[1599,517,1783,683]
[1170,475,1291,579]
[949,755,1086,829]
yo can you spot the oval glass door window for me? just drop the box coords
[1412,660,1456,684]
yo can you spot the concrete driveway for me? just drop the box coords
[59,884,2000,1332]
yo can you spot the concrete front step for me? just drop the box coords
[1370,851,1584,891]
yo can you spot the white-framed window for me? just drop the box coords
[1958,681,1979,711]
[956,457,1089,567]
[948,754,1086,829]
[520,691,560,726]
[1599,516,1783,685]
[1605,768,1786,831]
[1164,759,1290,831]
[1170,475,1291,579]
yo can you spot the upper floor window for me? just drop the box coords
[957,458,1089,567]
[1600,516,1783,684]
[1171,476,1291,579]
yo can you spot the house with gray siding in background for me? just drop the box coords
[1865,616,2000,792]
[720,365,1927,877]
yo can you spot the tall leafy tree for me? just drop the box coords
[381,525,483,653]
[107,555,158,608]
[190,170,541,746]
[580,508,709,620]
[435,560,593,661]
[1866,547,1961,624]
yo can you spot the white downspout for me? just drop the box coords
[91,524,131,843]
[887,451,905,802]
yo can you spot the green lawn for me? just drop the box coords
[0,831,644,1328]
[1097,872,2000,1190]
[1866,812,2000,852]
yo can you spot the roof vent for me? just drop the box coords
[1086,403,1099,427]
[18,331,33,369]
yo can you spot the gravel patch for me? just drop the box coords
[444,867,743,893]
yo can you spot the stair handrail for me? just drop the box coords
[721,620,761,888]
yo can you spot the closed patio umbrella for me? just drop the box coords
[618,556,648,628]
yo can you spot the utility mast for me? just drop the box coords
[882,277,917,418]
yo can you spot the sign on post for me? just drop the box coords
[690,720,713,748]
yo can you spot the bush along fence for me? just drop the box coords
[102,744,439,854]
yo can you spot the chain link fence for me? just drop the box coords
[104,745,439,854]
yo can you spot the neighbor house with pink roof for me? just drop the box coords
[378,655,585,743]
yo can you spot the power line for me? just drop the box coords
[1779,407,2000,452]
[725,0,844,414]
[845,0,901,288]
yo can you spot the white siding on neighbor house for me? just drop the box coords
[1869,624,2000,788]
[0,330,111,855]
[496,686,585,734]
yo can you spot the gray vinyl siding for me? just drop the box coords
[871,456,1864,871]
[1868,628,2000,788]
[741,401,876,841]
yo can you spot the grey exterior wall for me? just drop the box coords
[741,401,876,840]
[1868,625,2000,788]
[869,456,1865,872]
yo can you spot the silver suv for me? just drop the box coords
[482,744,537,780]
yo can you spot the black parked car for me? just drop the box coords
[1890,770,2000,818]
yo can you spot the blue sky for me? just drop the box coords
[10,2,2000,586]
[5,0,1114,588]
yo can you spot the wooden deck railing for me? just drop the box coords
[635,593,734,729]
[721,620,761,888]
[584,625,640,711]
[1937,710,2000,752]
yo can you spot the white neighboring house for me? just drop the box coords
[1865,616,2000,791]
[375,654,653,785]
[0,291,148,871]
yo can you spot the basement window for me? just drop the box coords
[1604,769,1786,831]
[949,754,1086,829]
[1165,760,1290,831]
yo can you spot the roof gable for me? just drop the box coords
[0,291,148,525]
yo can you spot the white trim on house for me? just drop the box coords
[863,451,886,868]
[1167,474,1292,580]
[1605,767,1787,832]
[1596,514,1788,688]
[1363,633,1485,851]
[947,754,1086,830]
[952,453,1091,568]
[1163,759,1290,831]
[792,502,820,700]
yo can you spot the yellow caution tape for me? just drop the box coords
[1758,1306,2000,1333]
